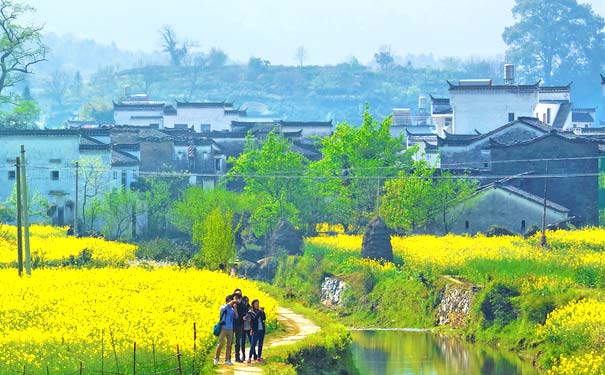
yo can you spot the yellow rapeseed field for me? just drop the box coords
[0,224,136,265]
[0,268,277,373]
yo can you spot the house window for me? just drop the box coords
[508,112,515,122]
[547,108,551,124]
[121,171,127,187]
[215,159,222,171]
[8,171,15,180]
[113,171,118,179]
[465,220,470,230]
[483,162,489,168]
[521,220,526,231]
[51,171,59,180]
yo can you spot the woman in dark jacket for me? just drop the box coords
[247,299,266,363]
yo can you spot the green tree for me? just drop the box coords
[0,0,47,100]
[380,160,435,233]
[193,207,236,269]
[374,45,395,72]
[502,0,605,81]
[78,99,114,124]
[0,99,39,129]
[228,131,309,236]
[313,107,414,230]
[99,187,141,240]
[430,171,478,234]
[137,175,188,237]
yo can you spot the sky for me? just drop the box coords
[28,0,605,66]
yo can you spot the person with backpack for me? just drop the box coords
[214,294,238,365]
[247,299,266,363]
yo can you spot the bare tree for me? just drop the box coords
[374,45,394,72]
[294,46,307,67]
[0,0,47,100]
[48,70,71,106]
[159,25,194,66]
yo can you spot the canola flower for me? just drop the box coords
[0,225,136,266]
[307,228,605,276]
[548,352,605,375]
[0,268,277,373]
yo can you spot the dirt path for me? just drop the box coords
[215,307,320,375]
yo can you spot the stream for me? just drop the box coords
[350,330,538,375]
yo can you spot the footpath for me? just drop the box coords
[215,307,320,375]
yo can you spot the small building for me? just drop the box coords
[490,131,604,226]
[571,108,596,129]
[444,184,570,235]
[438,117,550,171]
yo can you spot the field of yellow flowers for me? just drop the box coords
[307,228,605,374]
[0,224,136,266]
[0,267,277,373]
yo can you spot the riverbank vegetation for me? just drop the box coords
[272,229,605,374]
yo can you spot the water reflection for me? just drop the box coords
[350,330,537,375]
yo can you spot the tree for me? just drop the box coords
[430,171,477,234]
[0,98,38,128]
[159,25,191,66]
[380,160,435,233]
[78,99,114,124]
[78,157,108,231]
[502,0,605,82]
[228,131,309,236]
[374,45,394,72]
[312,107,414,230]
[47,69,71,106]
[0,0,47,101]
[206,47,228,68]
[193,207,236,269]
[294,46,307,67]
[72,70,83,98]
[100,187,141,240]
[136,175,189,237]
[185,53,206,100]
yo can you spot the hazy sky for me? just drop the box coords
[28,0,605,65]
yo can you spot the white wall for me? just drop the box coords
[450,90,538,134]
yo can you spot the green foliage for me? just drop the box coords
[136,176,188,238]
[228,131,309,236]
[136,238,195,264]
[0,100,40,129]
[173,186,252,234]
[193,207,236,269]
[78,99,114,123]
[503,0,605,82]
[479,284,520,328]
[99,188,141,240]
[313,108,413,230]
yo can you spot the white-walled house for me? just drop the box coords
[0,129,139,226]
[113,99,249,132]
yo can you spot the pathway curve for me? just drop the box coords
[215,307,320,375]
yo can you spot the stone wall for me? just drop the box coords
[437,282,482,327]
[320,277,347,306]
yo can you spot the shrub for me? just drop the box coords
[480,284,520,327]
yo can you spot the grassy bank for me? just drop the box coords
[259,285,359,375]
[271,229,605,374]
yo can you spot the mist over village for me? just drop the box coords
[1,0,605,374]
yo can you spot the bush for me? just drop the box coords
[136,238,195,264]
[480,284,520,327]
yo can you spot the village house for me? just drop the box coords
[0,129,139,226]
[440,183,570,235]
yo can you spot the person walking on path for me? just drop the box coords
[247,299,267,363]
[234,296,250,363]
[214,294,239,365]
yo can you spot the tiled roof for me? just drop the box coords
[499,185,570,213]
[448,80,541,93]
[572,112,594,123]
[0,129,80,137]
[438,117,550,146]
[113,101,165,111]
[176,101,232,109]
[489,130,604,148]
[111,150,139,166]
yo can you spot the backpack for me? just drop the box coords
[213,307,227,336]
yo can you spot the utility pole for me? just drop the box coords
[15,157,23,277]
[74,161,79,237]
[541,160,549,248]
[20,145,31,276]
